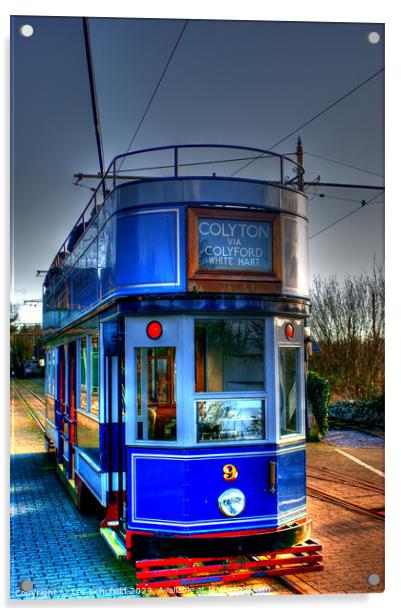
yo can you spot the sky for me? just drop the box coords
[10,15,384,323]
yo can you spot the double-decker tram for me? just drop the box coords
[42,145,320,585]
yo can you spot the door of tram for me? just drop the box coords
[55,345,66,465]
[125,316,180,445]
[103,321,125,525]
[56,343,77,478]
[65,341,77,479]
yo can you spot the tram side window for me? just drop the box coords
[279,347,300,437]
[135,347,176,441]
[79,337,87,410]
[46,351,50,394]
[46,349,56,396]
[90,334,99,415]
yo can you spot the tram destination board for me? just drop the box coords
[198,217,273,272]
[187,208,282,293]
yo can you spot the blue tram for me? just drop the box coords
[42,145,311,563]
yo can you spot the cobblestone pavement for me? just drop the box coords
[10,390,139,601]
[10,382,384,599]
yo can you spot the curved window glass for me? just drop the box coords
[279,347,300,436]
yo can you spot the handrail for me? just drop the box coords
[46,144,304,280]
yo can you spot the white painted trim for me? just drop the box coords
[275,317,306,444]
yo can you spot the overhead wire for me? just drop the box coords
[304,151,384,178]
[117,20,189,172]
[230,67,385,178]
[315,193,363,204]
[309,190,384,240]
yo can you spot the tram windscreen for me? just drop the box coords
[195,319,264,392]
[279,347,299,436]
[136,347,176,441]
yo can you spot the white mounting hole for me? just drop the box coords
[19,24,34,38]
[367,573,381,586]
[368,32,380,45]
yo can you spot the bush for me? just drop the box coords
[329,395,384,428]
[307,371,330,436]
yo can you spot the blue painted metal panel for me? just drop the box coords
[43,206,186,334]
[99,423,126,472]
[277,446,307,515]
[114,209,182,292]
[127,443,306,534]
[75,448,103,503]
[134,457,188,522]
[184,454,277,521]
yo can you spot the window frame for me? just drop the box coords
[77,336,88,412]
[89,333,100,416]
[45,348,56,397]
[135,345,177,442]
[76,334,99,419]
[193,316,268,444]
[277,343,305,442]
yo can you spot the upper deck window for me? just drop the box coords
[195,319,264,392]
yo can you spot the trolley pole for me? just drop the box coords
[83,17,106,200]
[296,136,304,192]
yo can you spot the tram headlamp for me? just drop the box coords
[218,489,246,517]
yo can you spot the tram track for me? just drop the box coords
[14,380,46,406]
[275,575,308,594]
[307,464,384,521]
[307,486,384,520]
[307,465,384,494]
[12,383,46,433]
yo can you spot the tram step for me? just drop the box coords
[100,527,127,560]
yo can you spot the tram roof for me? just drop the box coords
[47,144,304,276]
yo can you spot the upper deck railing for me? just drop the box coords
[47,144,304,276]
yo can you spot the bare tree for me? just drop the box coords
[309,261,384,400]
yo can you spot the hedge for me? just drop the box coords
[307,371,330,436]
